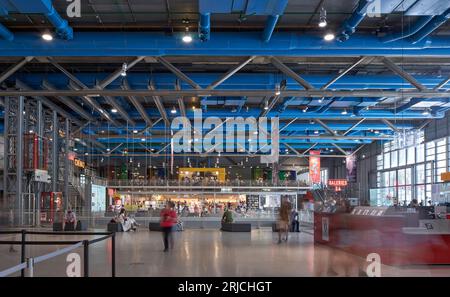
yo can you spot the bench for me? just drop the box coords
[221,222,251,232]
[107,222,123,232]
[149,222,183,231]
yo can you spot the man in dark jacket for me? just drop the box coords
[291,209,300,232]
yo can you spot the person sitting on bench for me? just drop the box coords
[222,203,234,224]
[64,209,77,231]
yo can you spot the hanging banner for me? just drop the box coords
[346,154,357,182]
[309,150,321,184]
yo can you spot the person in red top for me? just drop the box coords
[160,201,177,252]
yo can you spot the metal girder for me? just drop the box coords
[148,81,170,126]
[96,56,145,89]
[343,119,366,136]
[67,81,120,126]
[206,56,257,90]
[284,143,301,156]
[303,143,318,155]
[314,119,339,136]
[3,88,449,98]
[103,95,136,125]
[381,119,400,132]
[382,57,427,91]
[156,57,202,89]
[260,95,281,118]
[122,80,152,126]
[434,76,450,90]
[15,79,83,126]
[84,152,348,158]
[351,144,366,156]
[269,57,314,90]
[332,143,348,155]
[0,56,33,84]
[41,80,97,123]
[395,98,421,114]
[321,56,371,90]
[175,79,186,118]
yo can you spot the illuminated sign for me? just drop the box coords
[328,179,348,187]
[74,159,86,169]
[441,172,450,182]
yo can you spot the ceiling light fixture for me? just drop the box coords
[111,108,118,113]
[275,83,281,96]
[120,63,128,77]
[422,108,430,116]
[303,106,309,113]
[318,7,327,28]
[324,33,335,41]
[318,97,324,103]
[341,109,348,115]
[171,106,177,114]
[264,100,269,110]
[182,27,193,43]
[42,33,53,41]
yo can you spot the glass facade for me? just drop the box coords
[374,131,449,206]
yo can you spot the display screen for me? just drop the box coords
[91,184,106,212]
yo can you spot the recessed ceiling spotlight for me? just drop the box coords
[314,130,319,134]
[42,33,53,41]
[133,130,138,134]
[324,33,335,41]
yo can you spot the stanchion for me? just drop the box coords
[21,229,26,277]
[25,258,34,277]
[111,233,116,277]
[83,240,89,277]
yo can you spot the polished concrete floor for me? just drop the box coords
[1,228,450,277]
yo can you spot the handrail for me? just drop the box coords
[0,262,27,277]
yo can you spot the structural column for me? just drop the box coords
[16,96,24,225]
[52,111,59,194]
[64,118,70,209]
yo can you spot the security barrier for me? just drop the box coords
[0,230,115,277]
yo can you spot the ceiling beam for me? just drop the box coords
[382,57,427,91]
[381,119,400,132]
[122,79,153,126]
[0,56,33,84]
[2,89,448,98]
[321,56,372,90]
[96,56,145,89]
[148,81,170,126]
[206,56,257,90]
[269,56,314,90]
[156,57,202,89]
[343,118,366,136]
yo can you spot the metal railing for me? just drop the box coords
[107,179,311,188]
[0,230,115,277]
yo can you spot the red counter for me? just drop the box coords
[314,212,450,265]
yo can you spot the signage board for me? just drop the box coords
[328,179,348,187]
[74,158,86,169]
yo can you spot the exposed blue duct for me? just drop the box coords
[0,22,13,41]
[410,8,450,44]
[381,15,434,43]
[262,15,280,43]
[199,13,210,42]
[337,0,373,42]
[0,0,73,40]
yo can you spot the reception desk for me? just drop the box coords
[314,208,450,265]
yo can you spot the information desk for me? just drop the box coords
[314,207,450,265]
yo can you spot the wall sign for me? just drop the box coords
[74,158,86,169]
[309,150,321,184]
[322,217,329,241]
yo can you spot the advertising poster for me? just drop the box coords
[309,150,321,184]
[91,184,106,213]
[346,154,357,183]
[322,217,329,241]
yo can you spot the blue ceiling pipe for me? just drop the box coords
[410,8,450,44]
[262,0,289,42]
[337,0,373,42]
[381,15,434,43]
[199,13,210,42]
[0,0,73,40]
[1,32,450,56]
[0,22,13,41]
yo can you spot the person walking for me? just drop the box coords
[160,201,177,252]
[278,199,292,244]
